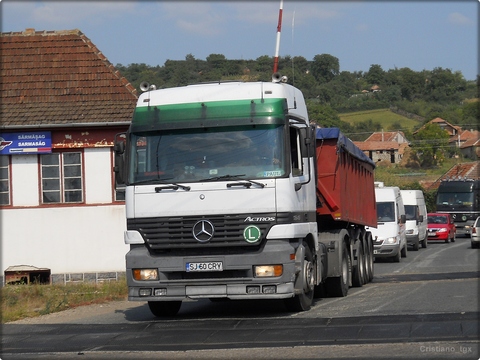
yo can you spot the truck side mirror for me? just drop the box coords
[114,133,126,188]
[400,214,406,224]
[418,215,424,223]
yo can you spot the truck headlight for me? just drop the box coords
[254,265,283,277]
[406,229,414,235]
[133,269,158,281]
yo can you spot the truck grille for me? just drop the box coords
[127,213,285,251]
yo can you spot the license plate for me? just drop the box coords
[186,262,223,272]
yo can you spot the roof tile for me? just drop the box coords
[1,29,137,127]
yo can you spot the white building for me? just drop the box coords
[0,29,137,284]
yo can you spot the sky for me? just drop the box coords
[1,1,478,80]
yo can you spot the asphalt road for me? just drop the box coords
[2,237,479,360]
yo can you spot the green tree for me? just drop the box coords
[306,101,351,131]
[411,123,450,168]
[311,54,340,83]
[365,64,384,86]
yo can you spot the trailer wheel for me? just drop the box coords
[325,244,351,297]
[352,241,364,287]
[148,301,182,317]
[284,242,314,312]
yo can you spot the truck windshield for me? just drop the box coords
[128,124,285,184]
[437,192,473,206]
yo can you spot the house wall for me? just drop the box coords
[0,143,129,284]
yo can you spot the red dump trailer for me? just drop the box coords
[315,127,377,228]
[314,128,377,296]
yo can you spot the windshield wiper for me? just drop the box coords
[226,181,265,189]
[131,178,171,186]
[199,174,246,182]
[155,182,191,192]
[199,174,265,188]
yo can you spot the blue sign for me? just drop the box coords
[0,131,52,155]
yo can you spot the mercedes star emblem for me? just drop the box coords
[192,220,215,242]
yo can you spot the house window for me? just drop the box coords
[41,152,83,204]
[0,156,10,206]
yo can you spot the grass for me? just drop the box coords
[1,278,128,323]
[339,108,420,131]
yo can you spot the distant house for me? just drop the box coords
[355,131,408,164]
[413,117,461,138]
[413,117,479,159]
[459,133,480,159]
[0,28,137,284]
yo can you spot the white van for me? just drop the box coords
[367,183,407,262]
[401,190,428,250]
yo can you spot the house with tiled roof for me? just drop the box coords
[0,29,137,284]
[354,131,408,164]
[459,135,480,159]
[413,117,461,137]
[412,117,478,159]
[423,161,480,190]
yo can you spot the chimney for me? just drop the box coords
[24,28,35,35]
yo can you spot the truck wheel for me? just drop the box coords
[325,244,351,297]
[284,242,315,312]
[148,301,182,317]
[352,241,364,287]
[365,232,374,282]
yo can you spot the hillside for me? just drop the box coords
[339,109,421,133]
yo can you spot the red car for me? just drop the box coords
[427,213,456,243]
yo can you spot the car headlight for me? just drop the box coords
[437,228,448,233]
[385,237,397,244]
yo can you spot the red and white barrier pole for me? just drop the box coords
[273,0,283,74]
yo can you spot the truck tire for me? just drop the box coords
[148,301,182,317]
[325,244,351,297]
[284,242,315,312]
[365,232,374,282]
[352,241,364,287]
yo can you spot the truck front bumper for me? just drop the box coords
[126,240,297,302]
